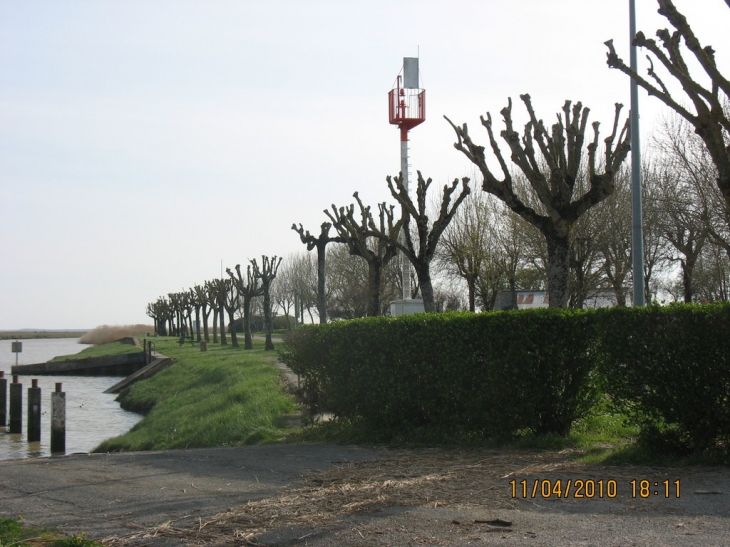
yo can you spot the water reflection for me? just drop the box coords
[0,338,143,459]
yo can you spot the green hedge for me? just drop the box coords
[281,308,599,438]
[282,303,730,449]
[596,303,730,452]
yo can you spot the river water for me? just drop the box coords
[0,338,143,460]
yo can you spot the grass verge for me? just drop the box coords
[50,341,142,362]
[94,337,298,452]
[0,517,100,547]
[287,405,729,466]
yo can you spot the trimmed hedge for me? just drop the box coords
[281,308,599,438]
[596,303,730,452]
[281,303,730,450]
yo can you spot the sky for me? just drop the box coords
[1,0,728,330]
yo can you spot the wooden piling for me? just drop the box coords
[51,382,66,453]
[0,371,6,427]
[9,375,22,434]
[28,379,41,442]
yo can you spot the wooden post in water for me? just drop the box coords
[0,371,6,427]
[28,379,41,442]
[51,383,66,453]
[9,375,22,434]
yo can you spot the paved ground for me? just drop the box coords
[0,444,385,541]
[2,445,729,546]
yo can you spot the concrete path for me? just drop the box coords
[0,444,385,540]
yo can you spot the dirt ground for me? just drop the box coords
[1,444,728,547]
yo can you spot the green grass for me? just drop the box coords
[290,406,728,466]
[50,340,142,362]
[94,337,298,452]
[0,517,100,547]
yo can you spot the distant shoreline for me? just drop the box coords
[0,330,88,340]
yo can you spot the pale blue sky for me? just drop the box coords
[1,0,727,329]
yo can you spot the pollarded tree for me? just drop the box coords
[227,264,264,350]
[194,283,214,342]
[189,287,204,342]
[146,297,171,336]
[208,279,229,345]
[251,255,282,351]
[446,95,631,307]
[325,194,403,316]
[222,278,240,348]
[372,172,471,313]
[605,0,730,218]
[292,222,344,324]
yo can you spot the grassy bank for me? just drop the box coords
[94,337,298,452]
[50,340,142,362]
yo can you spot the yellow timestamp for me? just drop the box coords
[509,479,680,499]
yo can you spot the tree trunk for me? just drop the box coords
[219,304,227,345]
[415,264,436,313]
[681,258,695,303]
[227,309,239,348]
[546,236,570,308]
[366,261,382,317]
[317,244,327,324]
[194,308,201,342]
[263,284,274,351]
[467,274,476,312]
[212,308,219,343]
[243,296,253,350]
[202,305,210,342]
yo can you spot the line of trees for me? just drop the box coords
[145,1,729,324]
[145,255,283,351]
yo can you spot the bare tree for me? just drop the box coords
[592,169,633,306]
[146,297,171,336]
[437,190,491,311]
[326,195,403,316]
[208,279,229,345]
[227,264,264,350]
[292,222,344,324]
[222,278,240,348]
[657,165,708,303]
[369,173,471,313]
[251,256,282,351]
[324,243,371,319]
[197,282,215,342]
[446,95,631,307]
[605,0,730,218]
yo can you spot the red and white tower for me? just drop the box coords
[389,57,425,302]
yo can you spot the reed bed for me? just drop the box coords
[79,324,153,345]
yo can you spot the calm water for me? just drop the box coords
[0,338,143,459]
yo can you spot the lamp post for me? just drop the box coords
[630,0,646,306]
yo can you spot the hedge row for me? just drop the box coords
[281,308,599,438]
[595,304,730,451]
[280,303,730,448]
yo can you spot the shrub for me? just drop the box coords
[281,308,599,439]
[596,303,730,453]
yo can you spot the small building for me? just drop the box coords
[493,290,621,310]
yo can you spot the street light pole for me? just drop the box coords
[630,0,646,306]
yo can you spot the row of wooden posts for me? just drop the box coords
[0,371,66,453]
